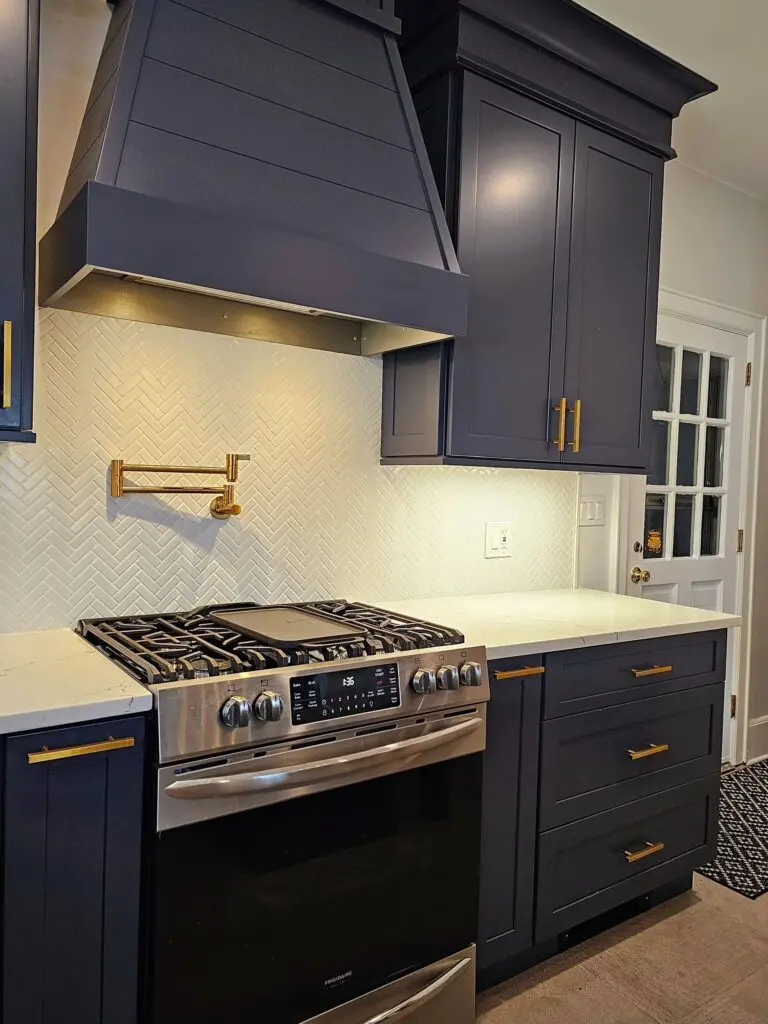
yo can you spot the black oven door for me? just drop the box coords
[147,742,481,1024]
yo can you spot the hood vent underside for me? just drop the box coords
[39,0,467,355]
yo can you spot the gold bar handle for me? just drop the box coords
[1,320,11,409]
[28,736,135,765]
[627,742,669,761]
[552,397,567,452]
[631,665,673,678]
[568,398,582,453]
[495,666,545,680]
[624,841,665,864]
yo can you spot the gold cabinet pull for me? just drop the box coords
[1,320,11,409]
[28,736,135,764]
[627,742,669,761]
[568,398,582,453]
[624,841,665,864]
[631,665,673,678]
[494,666,545,680]
[552,397,567,452]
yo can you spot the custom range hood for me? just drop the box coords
[39,0,467,355]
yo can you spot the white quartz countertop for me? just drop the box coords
[0,629,152,734]
[372,589,741,661]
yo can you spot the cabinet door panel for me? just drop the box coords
[0,0,36,435]
[3,717,145,1024]
[478,658,541,973]
[449,75,572,462]
[563,125,662,469]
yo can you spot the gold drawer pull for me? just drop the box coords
[628,742,669,761]
[624,841,665,864]
[494,666,545,680]
[1,320,11,409]
[568,398,582,453]
[552,397,567,452]
[28,736,135,764]
[631,664,673,678]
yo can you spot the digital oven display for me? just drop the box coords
[290,663,400,725]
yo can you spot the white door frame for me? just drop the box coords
[615,288,766,766]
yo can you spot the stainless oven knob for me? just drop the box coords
[220,696,252,729]
[436,665,460,690]
[411,669,437,695]
[460,661,483,687]
[254,690,284,722]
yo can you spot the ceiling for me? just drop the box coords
[575,0,768,202]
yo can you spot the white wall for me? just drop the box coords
[660,162,768,314]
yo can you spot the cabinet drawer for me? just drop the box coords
[535,777,719,941]
[544,630,726,718]
[540,683,724,828]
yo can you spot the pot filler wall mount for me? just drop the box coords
[39,0,468,356]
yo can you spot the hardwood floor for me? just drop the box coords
[478,876,768,1023]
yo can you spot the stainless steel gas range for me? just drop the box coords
[79,600,489,1024]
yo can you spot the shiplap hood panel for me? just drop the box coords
[38,0,466,355]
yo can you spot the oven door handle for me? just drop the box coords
[164,717,481,800]
[363,957,472,1024]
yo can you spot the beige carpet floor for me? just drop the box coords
[477,876,768,1023]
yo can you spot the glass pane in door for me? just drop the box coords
[676,423,698,486]
[680,350,701,414]
[673,494,694,557]
[704,426,725,488]
[701,496,721,556]
[648,420,669,486]
[644,494,666,559]
[652,345,674,413]
[707,357,728,418]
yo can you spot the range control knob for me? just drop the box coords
[411,669,437,695]
[220,696,252,729]
[253,690,284,722]
[436,665,460,690]
[460,661,483,687]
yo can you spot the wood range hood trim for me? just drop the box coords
[39,183,467,356]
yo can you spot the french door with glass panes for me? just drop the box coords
[624,313,748,759]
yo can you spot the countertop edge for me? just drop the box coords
[485,616,741,661]
[0,693,154,735]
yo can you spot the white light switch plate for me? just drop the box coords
[485,521,511,559]
[579,497,606,527]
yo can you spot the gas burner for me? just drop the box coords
[78,601,465,685]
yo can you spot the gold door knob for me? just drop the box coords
[631,566,651,584]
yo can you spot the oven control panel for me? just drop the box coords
[290,662,400,725]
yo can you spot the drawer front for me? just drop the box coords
[540,683,724,828]
[544,630,726,718]
[535,777,719,941]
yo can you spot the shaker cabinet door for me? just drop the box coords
[0,0,37,440]
[448,75,572,463]
[562,125,663,469]
[2,717,145,1024]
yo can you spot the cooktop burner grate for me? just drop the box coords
[78,601,465,684]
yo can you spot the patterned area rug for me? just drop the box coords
[697,761,768,899]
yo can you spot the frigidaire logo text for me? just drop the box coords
[325,970,353,987]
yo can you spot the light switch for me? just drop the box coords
[485,521,511,558]
[579,497,606,527]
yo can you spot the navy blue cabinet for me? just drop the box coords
[0,0,38,441]
[382,1,713,471]
[2,717,145,1024]
[477,658,541,983]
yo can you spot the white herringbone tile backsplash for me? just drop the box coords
[0,310,578,633]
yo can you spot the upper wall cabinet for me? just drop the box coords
[0,0,38,442]
[382,0,716,472]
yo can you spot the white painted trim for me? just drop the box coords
[616,287,766,766]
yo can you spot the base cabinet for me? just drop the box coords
[478,631,727,984]
[2,716,145,1024]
